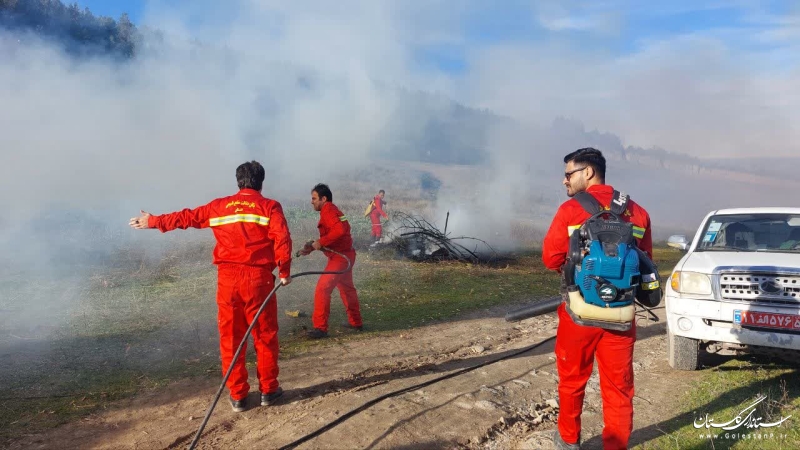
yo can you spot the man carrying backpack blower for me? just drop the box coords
[367,189,388,243]
[542,148,656,450]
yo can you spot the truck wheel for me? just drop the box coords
[668,330,700,371]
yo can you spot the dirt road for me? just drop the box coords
[8,304,702,450]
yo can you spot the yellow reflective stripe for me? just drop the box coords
[643,281,660,290]
[567,225,581,236]
[632,226,645,238]
[209,214,270,227]
[339,215,348,222]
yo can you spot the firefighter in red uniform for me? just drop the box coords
[299,183,363,339]
[129,161,292,413]
[369,190,388,242]
[542,148,652,450]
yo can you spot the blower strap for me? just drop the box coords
[573,190,629,216]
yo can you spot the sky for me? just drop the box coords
[69,0,800,160]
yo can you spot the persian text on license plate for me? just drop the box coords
[733,310,800,331]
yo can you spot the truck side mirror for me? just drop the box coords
[667,234,690,251]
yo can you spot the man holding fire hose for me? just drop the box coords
[298,183,363,339]
[129,161,292,413]
[542,148,654,450]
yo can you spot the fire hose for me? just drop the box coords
[188,245,587,449]
[275,334,556,450]
[186,267,656,448]
[188,240,350,450]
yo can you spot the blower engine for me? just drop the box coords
[564,214,641,309]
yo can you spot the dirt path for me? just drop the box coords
[8,305,703,450]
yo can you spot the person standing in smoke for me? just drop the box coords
[369,189,388,243]
[129,161,292,413]
[298,183,363,339]
[541,148,653,450]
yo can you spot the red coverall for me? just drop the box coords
[148,188,292,401]
[542,184,652,449]
[369,195,388,239]
[313,202,363,332]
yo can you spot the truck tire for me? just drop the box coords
[668,330,700,371]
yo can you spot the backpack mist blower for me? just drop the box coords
[505,190,662,328]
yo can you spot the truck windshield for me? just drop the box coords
[696,213,800,252]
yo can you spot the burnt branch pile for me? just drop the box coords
[381,211,497,264]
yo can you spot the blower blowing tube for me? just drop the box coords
[505,296,562,322]
[188,241,352,450]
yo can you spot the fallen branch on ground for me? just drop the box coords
[378,211,498,264]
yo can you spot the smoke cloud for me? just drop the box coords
[1,0,799,334]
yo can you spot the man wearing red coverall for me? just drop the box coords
[129,161,293,413]
[369,190,388,242]
[299,183,363,339]
[542,148,652,450]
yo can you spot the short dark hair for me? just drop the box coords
[564,147,606,181]
[378,189,385,195]
[236,161,265,191]
[313,183,333,202]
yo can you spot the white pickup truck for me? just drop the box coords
[665,207,800,370]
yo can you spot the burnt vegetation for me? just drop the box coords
[376,211,499,264]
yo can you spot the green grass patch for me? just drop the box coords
[637,358,800,449]
[356,254,558,330]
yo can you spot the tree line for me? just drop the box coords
[1,0,139,59]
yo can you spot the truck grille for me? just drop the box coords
[719,273,800,305]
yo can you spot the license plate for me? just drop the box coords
[733,310,800,331]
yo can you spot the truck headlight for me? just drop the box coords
[670,271,712,296]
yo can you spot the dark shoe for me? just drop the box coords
[306,328,328,339]
[341,322,363,331]
[553,430,581,450]
[261,387,284,406]
[229,396,246,413]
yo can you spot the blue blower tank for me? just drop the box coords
[575,240,640,308]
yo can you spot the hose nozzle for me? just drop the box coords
[295,240,315,258]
